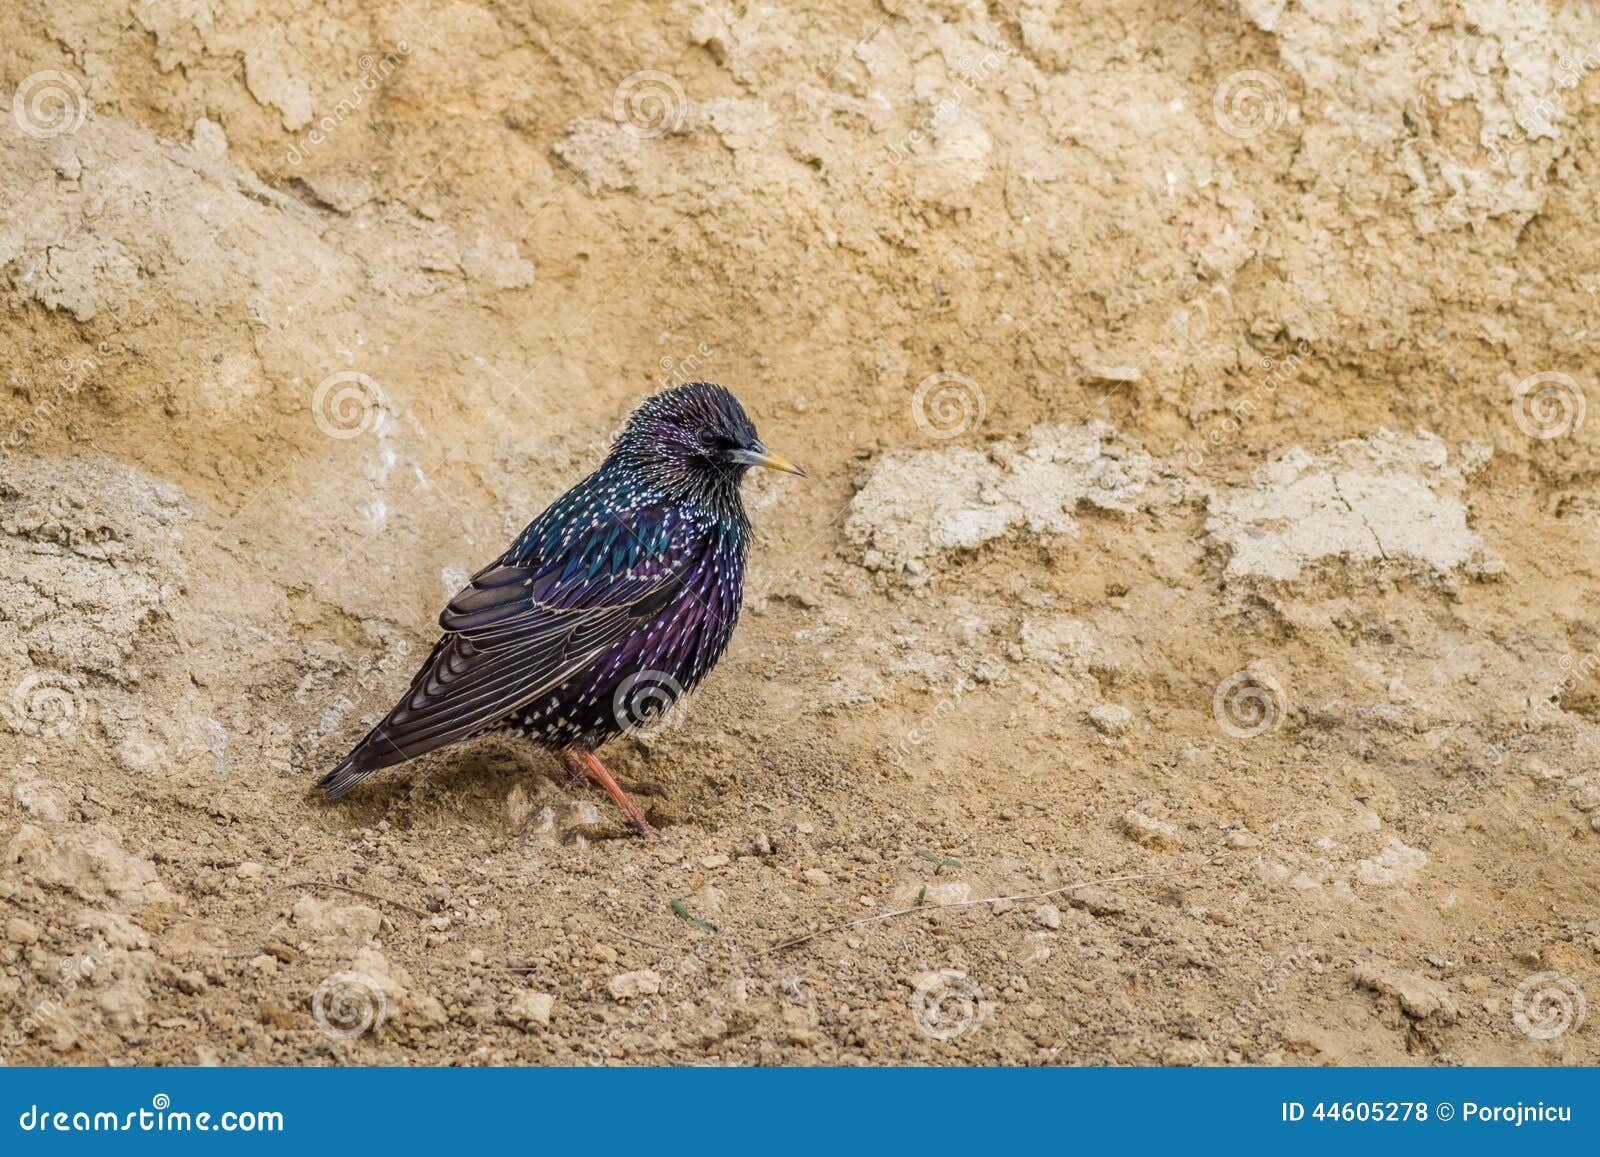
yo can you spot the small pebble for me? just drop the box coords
[1120,810,1179,849]
[1068,886,1126,916]
[1088,703,1133,736]
[608,970,663,1000]
[504,991,555,1029]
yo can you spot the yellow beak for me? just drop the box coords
[731,444,808,477]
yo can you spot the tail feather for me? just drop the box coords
[316,636,457,799]
[315,759,366,800]
[315,726,414,799]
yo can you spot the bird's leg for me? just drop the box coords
[559,748,659,836]
[557,760,666,799]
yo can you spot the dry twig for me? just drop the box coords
[278,879,427,919]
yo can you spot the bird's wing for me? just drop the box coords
[318,506,701,795]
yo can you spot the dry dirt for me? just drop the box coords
[2,0,1599,1067]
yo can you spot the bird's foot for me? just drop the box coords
[559,748,660,838]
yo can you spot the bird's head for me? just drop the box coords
[613,382,805,508]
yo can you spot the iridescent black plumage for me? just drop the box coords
[316,382,802,821]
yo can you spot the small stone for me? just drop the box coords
[191,117,228,158]
[504,990,555,1029]
[782,1005,819,1046]
[1525,759,1565,782]
[1088,703,1133,736]
[235,861,263,880]
[608,970,663,1000]
[1079,364,1141,385]
[801,868,831,887]
[1351,960,1458,1021]
[897,880,970,906]
[1067,886,1126,916]
[6,917,41,944]
[701,854,731,869]
[1120,810,1179,849]
[11,782,64,823]
[1033,904,1062,930]
[752,833,774,856]
[1225,830,1260,848]
[504,783,533,827]
[1354,839,1427,886]
[292,895,382,941]
[258,1001,296,1029]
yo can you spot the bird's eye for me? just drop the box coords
[698,429,720,447]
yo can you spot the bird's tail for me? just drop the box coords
[316,634,517,799]
[315,728,407,799]
[316,703,437,799]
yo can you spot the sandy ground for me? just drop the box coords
[1,0,1598,1066]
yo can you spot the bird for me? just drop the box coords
[315,381,805,835]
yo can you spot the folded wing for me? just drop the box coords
[317,505,698,797]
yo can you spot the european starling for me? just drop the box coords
[315,381,805,833]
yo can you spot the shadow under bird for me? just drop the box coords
[316,381,805,834]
